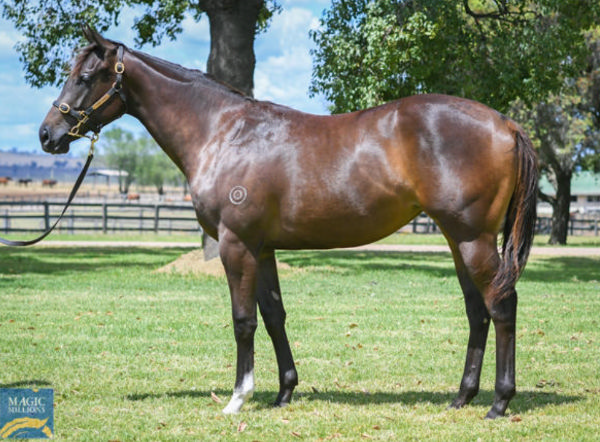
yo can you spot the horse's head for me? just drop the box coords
[39,25,127,154]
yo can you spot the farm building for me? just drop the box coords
[538,171,600,216]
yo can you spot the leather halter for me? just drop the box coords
[53,45,126,140]
[0,47,127,247]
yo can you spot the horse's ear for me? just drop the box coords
[81,24,110,50]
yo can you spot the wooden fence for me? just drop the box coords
[1,201,599,236]
[0,201,200,235]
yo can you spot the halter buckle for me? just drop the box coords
[115,62,125,74]
[58,103,71,114]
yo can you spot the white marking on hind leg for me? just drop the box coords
[222,370,254,414]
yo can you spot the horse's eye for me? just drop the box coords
[80,72,92,83]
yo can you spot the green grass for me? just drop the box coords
[0,232,202,243]
[376,232,600,247]
[4,229,600,247]
[0,246,598,440]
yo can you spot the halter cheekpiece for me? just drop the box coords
[53,45,126,140]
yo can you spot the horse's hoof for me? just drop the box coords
[448,398,466,410]
[484,408,504,419]
[274,389,294,407]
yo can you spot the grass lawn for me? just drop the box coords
[0,245,598,440]
[376,232,600,247]
[8,230,600,247]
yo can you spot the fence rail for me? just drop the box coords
[1,201,599,237]
[0,201,200,235]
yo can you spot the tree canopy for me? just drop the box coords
[1,0,280,88]
[310,0,600,113]
[510,29,600,244]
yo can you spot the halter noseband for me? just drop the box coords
[53,45,126,141]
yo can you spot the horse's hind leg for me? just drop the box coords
[256,250,298,406]
[486,289,517,418]
[445,234,517,418]
[448,263,491,409]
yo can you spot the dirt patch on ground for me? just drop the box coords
[156,249,225,277]
[155,249,293,277]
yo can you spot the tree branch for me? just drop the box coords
[463,0,506,19]
[463,0,536,25]
[537,189,556,206]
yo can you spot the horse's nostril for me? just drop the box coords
[39,126,50,146]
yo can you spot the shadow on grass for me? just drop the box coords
[0,380,52,388]
[278,250,457,279]
[523,255,600,283]
[0,246,188,278]
[278,250,600,284]
[3,247,597,286]
[125,387,581,414]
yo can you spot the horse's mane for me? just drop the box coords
[132,50,251,99]
[72,41,251,100]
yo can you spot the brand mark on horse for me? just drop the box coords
[229,186,248,205]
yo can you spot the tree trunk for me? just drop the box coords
[198,0,263,259]
[548,170,572,245]
[201,0,262,96]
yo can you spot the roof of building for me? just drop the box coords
[539,171,600,196]
[88,169,128,177]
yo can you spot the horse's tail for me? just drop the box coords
[490,125,538,301]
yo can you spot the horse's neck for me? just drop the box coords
[123,50,247,177]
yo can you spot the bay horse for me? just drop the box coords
[39,27,537,419]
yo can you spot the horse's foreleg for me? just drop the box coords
[219,232,258,414]
[485,291,517,419]
[256,250,298,407]
[449,267,491,409]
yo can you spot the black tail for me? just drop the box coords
[490,127,538,301]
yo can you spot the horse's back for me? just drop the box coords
[198,94,522,249]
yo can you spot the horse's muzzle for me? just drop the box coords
[39,124,71,154]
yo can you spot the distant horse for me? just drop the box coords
[39,27,537,419]
[42,179,57,188]
[18,178,32,187]
[0,177,11,186]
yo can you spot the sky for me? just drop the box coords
[0,0,331,157]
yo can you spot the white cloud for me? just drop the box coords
[0,122,38,151]
[180,15,211,45]
[0,30,16,52]
[254,6,327,114]
[0,23,21,64]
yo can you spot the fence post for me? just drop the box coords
[43,202,50,231]
[102,203,108,234]
[569,218,573,236]
[3,209,9,234]
[154,205,160,233]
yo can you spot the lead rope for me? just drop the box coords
[0,135,97,247]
